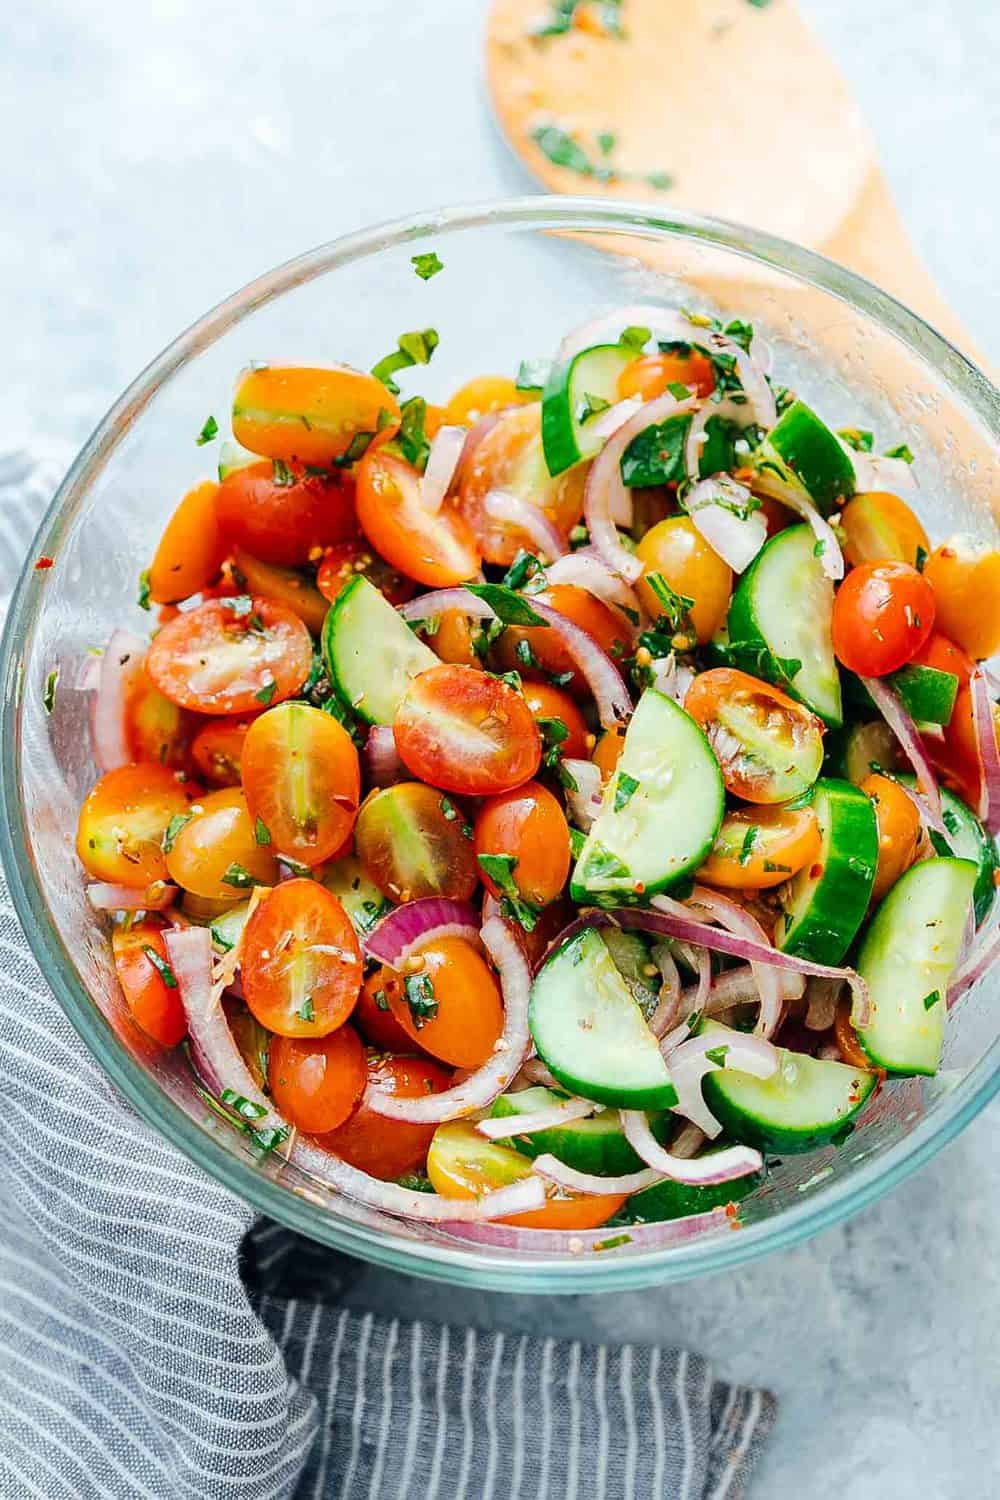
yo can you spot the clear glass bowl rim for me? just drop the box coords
[2,195,998,1293]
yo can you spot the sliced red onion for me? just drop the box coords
[518,1057,561,1089]
[847,446,920,499]
[77,654,101,692]
[949,917,1000,1005]
[363,725,406,788]
[91,629,145,771]
[438,1203,733,1252]
[685,886,785,1039]
[681,964,805,1017]
[861,674,946,834]
[683,396,758,482]
[457,410,503,478]
[587,395,644,442]
[970,670,1000,835]
[363,916,532,1123]
[805,976,842,1031]
[363,897,481,967]
[477,1098,597,1140]
[562,757,604,831]
[483,490,567,561]
[88,881,176,912]
[399,589,631,726]
[555,305,694,365]
[668,1030,779,1138]
[647,948,681,1038]
[420,425,466,514]
[685,476,768,573]
[621,1110,763,1184]
[699,327,777,430]
[532,1153,660,1196]
[651,652,697,706]
[750,468,844,580]
[670,1120,708,1159]
[545,552,644,623]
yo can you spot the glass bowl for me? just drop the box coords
[2,198,998,1293]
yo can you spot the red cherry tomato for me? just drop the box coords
[190,717,254,786]
[111,918,187,1046]
[354,783,479,903]
[831,561,935,677]
[241,880,363,1039]
[913,631,975,693]
[316,539,415,608]
[617,350,715,402]
[684,669,825,804]
[322,1052,453,1178]
[241,702,360,867]
[393,664,542,795]
[355,450,481,587]
[268,1026,367,1134]
[146,597,313,715]
[216,461,358,567]
[474,781,571,907]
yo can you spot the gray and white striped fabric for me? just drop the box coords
[0,448,777,1499]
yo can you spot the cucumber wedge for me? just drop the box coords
[727,524,843,727]
[570,688,724,903]
[700,1021,877,1154]
[542,343,635,476]
[856,857,978,1075]
[612,1153,762,1225]
[752,399,856,514]
[844,665,958,728]
[529,926,678,1109]
[322,574,437,725]
[217,440,261,481]
[897,775,997,926]
[776,778,878,965]
[320,855,392,936]
[208,900,251,955]
[488,1086,669,1176]
[824,719,900,785]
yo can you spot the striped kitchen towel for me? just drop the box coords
[0,447,777,1498]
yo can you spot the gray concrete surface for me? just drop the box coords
[2,1,998,1494]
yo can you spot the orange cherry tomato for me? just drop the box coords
[355,783,479,903]
[515,895,577,969]
[698,803,822,890]
[232,364,400,467]
[355,449,480,587]
[323,1052,453,1178]
[859,772,922,904]
[494,584,631,699]
[148,481,226,605]
[923,537,1000,660]
[241,702,360,867]
[839,491,930,569]
[146,597,313,715]
[268,1026,367,1134]
[378,936,504,1068]
[833,995,872,1070]
[474,781,570,907]
[685,669,825,804]
[242,880,363,1039]
[635,516,732,645]
[591,724,627,782]
[458,405,585,565]
[393,664,541,796]
[355,973,422,1053]
[426,609,479,666]
[832,560,935,677]
[925,687,984,811]
[111,918,187,1046]
[76,764,198,886]
[125,666,192,771]
[913,631,975,694]
[427,1122,626,1229]
[231,547,330,635]
[190,717,254,786]
[315,538,415,608]
[520,681,590,760]
[165,786,278,898]
[444,375,530,426]
[216,461,358,567]
[617,349,715,402]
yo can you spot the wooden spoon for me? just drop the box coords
[486,0,987,369]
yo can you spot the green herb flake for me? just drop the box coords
[885,442,914,464]
[593,1233,632,1252]
[667,381,692,400]
[537,715,570,770]
[915,545,928,572]
[220,1088,268,1121]
[210,925,235,954]
[501,550,543,592]
[645,572,695,633]
[162,811,193,854]
[137,569,152,612]
[371,329,439,395]
[837,428,873,453]
[762,860,791,874]
[569,826,587,859]
[922,989,942,1011]
[404,971,439,1028]
[221,862,256,890]
[619,324,651,352]
[411,251,444,281]
[582,841,631,883]
[531,122,599,177]
[42,668,59,715]
[738,825,759,866]
[704,1045,730,1066]
[254,816,271,846]
[614,771,639,812]
[335,430,374,467]
[646,171,674,190]
[271,458,295,487]
[465,582,550,627]
[515,638,538,669]
[596,130,616,155]
[142,944,178,988]
[196,415,219,446]
[255,678,277,706]
[440,796,459,822]
[396,396,431,470]
[476,852,540,932]
[297,996,315,1023]
[813,540,827,557]
[373,988,390,1012]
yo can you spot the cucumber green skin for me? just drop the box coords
[856,857,978,1075]
[321,574,436,725]
[489,1087,670,1176]
[896,775,996,927]
[699,1023,877,1154]
[823,719,898,785]
[776,778,878,966]
[727,525,844,728]
[611,1163,762,1225]
[760,399,857,513]
[541,344,635,477]
[843,666,958,727]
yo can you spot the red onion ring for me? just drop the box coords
[804,976,843,1031]
[970,670,1000,835]
[668,1030,778,1138]
[399,589,632,726]
[544,552,644,623]
[670,1121,708,1159]
[861,674,946,834]
[363,725,406,788]
[621,1110,763,1185]
[532,1153,661,1196]
[587,395,644,442]
[477,1097,597,1140]
[87,881,176,912]
[750,469,844,580]
[483,490,567,561]
[91,628,145,771]
[362,897,481,968]
[555,305,694,365]
[684,477,768,574]
[562,757,604,831]
[647,948,681,1038]
[684,886,785,1040]
[680,964,805,1018]
[699,327,777,430]
[420,425,466,514]
[438,1203,734,1252]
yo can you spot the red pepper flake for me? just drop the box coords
[724,1201,739,1219]
[992,869,1000,888]
[810,863,823,879]
[34,556,54,571]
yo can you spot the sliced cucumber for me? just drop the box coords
[824,719,899,785]
[208,900,251,955]
[603,928,658,1013]
[856,857,977,1075]
[844,665,958,728]
[320,855,392,936]
[217,440,261,481]
[570,688,724,903]
[612,1153,762,1225]
[727,523,843,727]
[541,343,636,476]
[529,926,678,1109]
[752,399,856,514]
[897,775,996,927]
[776,778,878,965]
[322,575,437,725]
[488,1086,669,1176]
[699,1020,877,1154]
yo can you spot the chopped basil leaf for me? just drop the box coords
[704,1045,730,1066]
[220,1088,268,1121]
[210,925,235,954]
[396,396,431,470]
[42,668,59,715]
[537,715,570,771]
[404,971,439,1028]
[581,842,631,883]
[915,545,928,572]
[411,251,443,281]
[531,122,601,177]
[476,852,540,931]
[569,826,587,859]
[162,811,193,854]
[620,413,691,487]
[885,442,914,463]
[838,427,873,453]
[614,771,639,812]
[646,171,674,190]
[644,572,694,633]
[137,569,151,611]
[196,415,219,446]
[464,582,550,627]
[371,329,439,394]
[221,862,256,890]
[762,860,791,873]
[502,550,544,591]
[334,430,374,467]
[618,324,651,352]
[922,989,942,1011]
[515,638,538,669]
[813,540,827,557]
[738,826,759,866]
[142,945,178,988]
[255,679,277,705]
[254,817,271,846]
[557,760,579,793]
[271,458,295,487]
[297,996,315,1023]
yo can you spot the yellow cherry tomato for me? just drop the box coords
[839,492,930,569]
[923,536,1000,660]
[859,772,923,904]
[232,364,400,467]
[635,516,733,645]
[444,375,530,426]
[165,787,279,899]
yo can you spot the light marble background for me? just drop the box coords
[2,1,998,1494]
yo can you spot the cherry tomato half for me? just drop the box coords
[241,702,360,867]
[355,449,481,587]
[393,664,541,796]
[833,996,871,1070]
[859,772,922,904]
[685,669,825,804]
[698,803,822,890]
[425,609,479,666]
[216,461,358,567]
[831,560,935,677]
[148,481,226,605]
[231,547,330,635]
[355,782,479,903]
[377,936,504,1068]
[913,631,975,694]
[493,584,631,699]
[232,364,400,467]
[354,974,420,1053]
[474,781,570,907]
[923,537,1000,661]
[839,491,930,569]
[111,918,187,1046]
[190,717,254,786]
[76,764,198,887]
[635,516,732,646]
[592,724,627,782]
[268,1025,367,1134]
[165,787,279,899]
[316,539,415,609]
[617,349,715,402]
[323,1052,453,1178]
[521,681,590,760]
[444,375,531,426]
[242,880,362,1038]
[146,597,313,715]
[458,404,585,566]
[125,666,192,771]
